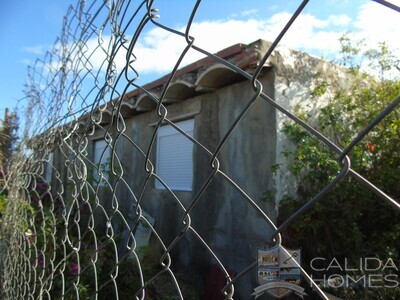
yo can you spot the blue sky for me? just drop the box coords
[0,0,399,121]
[0,1,72,117]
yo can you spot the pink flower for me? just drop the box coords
[25,230,35,244]
[28,235,36,244]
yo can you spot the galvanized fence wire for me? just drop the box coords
[0,0,399,299]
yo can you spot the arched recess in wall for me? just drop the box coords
[119,102,136,118]
[74,116,96,136]
[91,108,112,124]
[135,93,159,112]
[75,120,88,135]
[195,63,247,92]
[164,80,196,103]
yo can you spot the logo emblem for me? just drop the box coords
[253,245,306,299]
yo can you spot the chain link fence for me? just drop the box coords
[1,0,399,299]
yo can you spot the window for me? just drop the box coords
[93,139,111,185]
[156,119,194,191]
[45,151,53,183]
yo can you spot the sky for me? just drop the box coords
[0,0,399,122]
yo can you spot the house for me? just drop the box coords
[41,39,345,298]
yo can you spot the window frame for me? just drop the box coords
[93,139,111,186]
[44,151,54,184]
[155,119,194,191]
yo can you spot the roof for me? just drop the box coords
[87,39,273,124]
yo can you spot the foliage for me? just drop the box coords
[20,178,198,299]
[0,107,22,295]
[0,194,7,224]
[0,108,19,166]
[277,36,400,299]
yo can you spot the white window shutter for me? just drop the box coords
[156,119,194,191]
[93,139,111,185]
[45,152,53,183]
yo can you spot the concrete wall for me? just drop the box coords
[270,45,354,208]
[82,70,278,298]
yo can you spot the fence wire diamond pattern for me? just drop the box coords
[1,0,399,299]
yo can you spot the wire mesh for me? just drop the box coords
[0,0,399,299]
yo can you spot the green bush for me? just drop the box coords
[277,37,400,299]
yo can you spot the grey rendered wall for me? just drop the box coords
[114,69,277,298]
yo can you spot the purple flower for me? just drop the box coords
[35,182,48,191]
[79,202,90,212]
[81,242,88,250]
[54,196,64,213]
[70,262,80,276]
[30,195,39,206]
[33,253,44,268]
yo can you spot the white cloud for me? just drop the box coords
[22,45,47,55]
[19,59,33,66]
[129,12,352,76]
[354,1,400,49]
[239,9,259,17]
[327,14,352,27]
[269,13,332,49]
[229,8,259,19]
[36,2,400,87]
